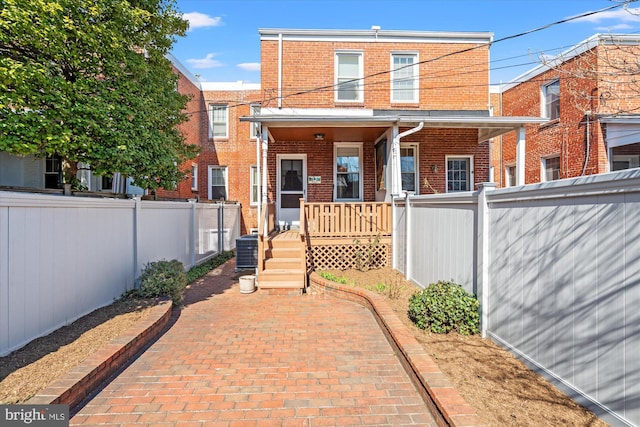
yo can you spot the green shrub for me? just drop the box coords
[138,259,187,305]
[317,271,353,285]
[186,250,235,283]
[408,280,480,335]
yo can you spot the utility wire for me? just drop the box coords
[184,0,636,115]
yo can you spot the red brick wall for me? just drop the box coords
[261,39,490,110]
[155,67,207,200]
[199,88,262,234]
[494,42,640,186]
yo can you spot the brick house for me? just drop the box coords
[493,34,640,187]
[239,27,545,291]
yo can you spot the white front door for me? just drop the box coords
[276,154,306,230]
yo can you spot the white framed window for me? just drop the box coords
[44,155,61,189]
[335,51,363,102]
[446,156,473,192]
[334,143,363,201]
[391,53,418,103]
[191,164,198,191]
[505,165,516,187]
[250,104,261,140]
[208,166,227,200]
[209,104,228,138]
[542,80,560,120]
[611,153,640,171]
[400,144,419,193]
[541,156,560,181]
[250,165,259,205]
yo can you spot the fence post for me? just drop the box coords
[477,182,496,338]
[218,203,224,253]
[189,199,196,269]
[404,192,412,282]
[133,196,141,289]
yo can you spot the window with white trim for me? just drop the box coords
[250,165,259,205]
[542,80,560,120]
[191,164,198,191]
[209,104,228,138]
[335,52,363,102]
[334,144,362,200]
[208,166,227,200]
[446,156,473,192]
[400,145,418,193]
[542,156,560,181]
[505,165,516,187]
[391,53,418,103]
[250,104,261,139]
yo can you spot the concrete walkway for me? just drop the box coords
[71,261,436,426]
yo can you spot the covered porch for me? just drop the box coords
[243,108,546,291]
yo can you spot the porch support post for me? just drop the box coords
[477,182,496,338]
[515,126,526,186]
[256,125,262,225]
[261,126,269,236]
[404,191,411,282]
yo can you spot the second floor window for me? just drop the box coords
[542,80,560,120]
[209,105,228,138]
[335,52,363,102]
[392,53,418,103]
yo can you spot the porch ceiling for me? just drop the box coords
[268,126,388,143]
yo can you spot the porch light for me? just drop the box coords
[314,133,325,140]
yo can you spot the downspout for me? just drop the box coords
[391,121,424,276]
[391,122,424,196]
[256,125,262,225]
[278,33,283,109]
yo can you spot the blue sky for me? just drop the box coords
[171,0,640,85]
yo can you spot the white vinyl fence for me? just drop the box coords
[0,191,240,356]
[393,169,640,427]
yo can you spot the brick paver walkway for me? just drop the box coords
[71,261,436,426]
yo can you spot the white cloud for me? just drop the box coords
[237,62,261,72]
[572,8,640,23]
[595,23,633,31]
[186,53,223,69]
[183,12,222,30]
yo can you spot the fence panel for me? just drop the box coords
[0,192,239,356]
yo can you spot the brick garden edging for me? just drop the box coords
[27,299,173,410]
[309,272,484,427]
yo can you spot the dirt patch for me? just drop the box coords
[322,267,610,427]
[0,298,157,404]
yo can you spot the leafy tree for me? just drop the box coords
[0,0,199,190]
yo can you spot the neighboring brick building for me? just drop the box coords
[493,34,640,187]
[243,27,544,230]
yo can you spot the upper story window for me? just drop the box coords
[209,104,228,138]
[335,52,363,103]
[542,156,560,181]
[391,53,418,103]
[250,104,261,140]
[542,80,560,120]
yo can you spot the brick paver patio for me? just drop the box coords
[70,261,436,426]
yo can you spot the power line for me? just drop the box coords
[183,1,636,115]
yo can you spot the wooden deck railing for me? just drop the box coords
[257,202,276,273]
[301,201,392,238]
